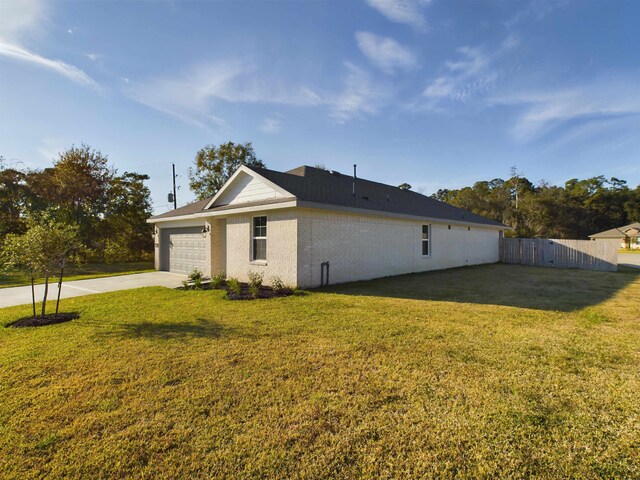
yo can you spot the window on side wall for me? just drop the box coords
[422,224,431,256]
[252,216,267,261]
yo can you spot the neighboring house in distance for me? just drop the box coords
[147,165,507,287]
[589,222,640,250]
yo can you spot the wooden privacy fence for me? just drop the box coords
[500,238,618,272]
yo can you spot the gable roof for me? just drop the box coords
[255,166,505,227]
[150,165,506,228]
[589,222,640,239]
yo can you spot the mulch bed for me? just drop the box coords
[225,284,294,301]
[177,281,295,300]
[7,312,79,328]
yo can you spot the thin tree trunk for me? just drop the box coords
[31,273,36,318]
[55,265,64,319]
[41,273,49,317]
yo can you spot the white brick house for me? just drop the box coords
[148,165,507,288]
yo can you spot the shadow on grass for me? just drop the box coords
[95,317,228,340]
[320,263,640,312]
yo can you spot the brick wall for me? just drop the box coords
[225,209,298,286]
[296,208,500,288]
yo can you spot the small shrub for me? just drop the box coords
[188,268,205,283]
[190,268,206,289]
[227,277,242,295]
[270,276,285,293]
[211,271,226,289]
[248,271,264,288]
[248,271,264,298]
[182,268,206,290]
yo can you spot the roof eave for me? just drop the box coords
[296,201,508,229]
[147,199,508,228]
[148,199,299,223]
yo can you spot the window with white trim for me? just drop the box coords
[252,216,267,261]
[422,224,431,256]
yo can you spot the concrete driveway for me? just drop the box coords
[619,253,640,269]
[0,271,187,309]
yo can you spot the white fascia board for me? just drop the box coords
[203,165,295,210]
[147,214,205,224]
[208,200,298,217]
[152,218,208,229]
[148,200,298,223]
[296,201,509,230]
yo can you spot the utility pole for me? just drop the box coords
[171,163,177,210]
[168,163,178,209]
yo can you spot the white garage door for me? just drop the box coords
[168,228,207,274]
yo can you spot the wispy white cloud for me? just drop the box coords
[444,46,487,76]
[536,117,635,154]
[0,0,100,91]
[416,34,519,110]
[329,62,390,123]
[505,0,569,29]
[355,31,417,73]
[490,76,640,142]
[0,39,101,90]
[125,60,326,128]
[422,77,454,98]
[85,53,99,61]
[260,116,282,134]
[124,60,246,128]
[126,59,388,127]
[364,0,431,29]
[0,0,47,40]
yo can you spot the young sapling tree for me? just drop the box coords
[1,218,79,318]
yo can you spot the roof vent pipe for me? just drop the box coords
[352,164,357,197]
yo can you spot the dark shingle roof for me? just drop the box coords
[253,165,505,227]
[149,197,211,220]
[150,165,506,228]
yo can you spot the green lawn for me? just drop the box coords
[0,262,154,288]
[1,264,638,478]
[619,248,640,254]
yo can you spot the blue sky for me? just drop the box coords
[0,0,638,214]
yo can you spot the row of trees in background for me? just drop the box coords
[0,144,153,263]
[3,141,637,262]
[431,169,640,239]
[186,142,639,240]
